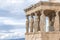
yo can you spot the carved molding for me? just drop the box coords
[24,1,60,12]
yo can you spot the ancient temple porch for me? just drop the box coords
[24,1,60,40]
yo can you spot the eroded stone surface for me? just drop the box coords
[25,0,60,40]
[25,32,60,40]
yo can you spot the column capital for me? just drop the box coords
[35,10,41,16]
[35,12,38,16]
[55,10,59,16]
[55,10,60,18]
[55,10,60,12]
[41,10,46,17]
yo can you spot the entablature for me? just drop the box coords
[24,1,60,15]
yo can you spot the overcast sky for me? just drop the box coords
[0,0,50,39]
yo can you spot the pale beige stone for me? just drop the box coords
[30,14,34,32]
[24,0,60,40]
[40,11,46,31]
[34,13,39,32]
[26,15,29,33]
[54,11,59,31]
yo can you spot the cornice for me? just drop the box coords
[24,1,60,12]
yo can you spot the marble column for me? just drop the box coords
[26,15,29,33]
[40,10,46,31]
[34,13,39,32]
[54,11,59,31]
[30,14,34,32]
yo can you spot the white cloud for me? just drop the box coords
[7,0,25,4]
[3,19,25,25]
[0,29,25,39]
[28,0,40,3]
[0,17,25,25]
[0,0,25,8]
[0,34,9,39]
[27,0,48,5]
[0,0,25,16]
[0,33,22,39]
